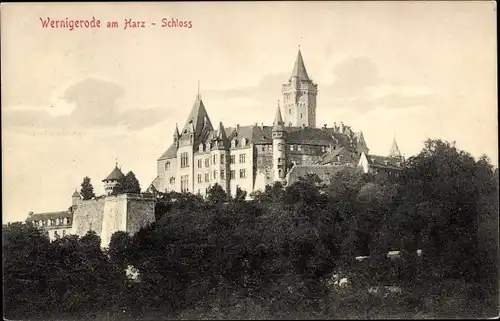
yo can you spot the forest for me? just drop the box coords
[3,139,499,320]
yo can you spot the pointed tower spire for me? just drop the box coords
[174,123,180,137]
[290,47,310,81]
[273,100,285,132]
[196,80,201,100]
[389,137,402,158]
[216,121,229,149]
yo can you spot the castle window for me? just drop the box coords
[180,152,189,168]
[199,143,204,151]
[221,170,225,179]
[180,175,189,192]
[289,109,291,114]
[278,169,282,177]
[169,177,175,184]
[278,158,282,165]
[290,145,294,151]
[205,158,210,167]
[205,173,210,182]
[56,218,60,225]
[300,113,303,119]
[232,139,238,148]
[165,162,171,171]
[62,230,66,237]
[321,146,326,153]
[208,143,212,150]
[239,169,247,179]
[242,138,248,146]
[213,155,217,164]
[47,219,52,226]
[214,170,218,180]
[63,218,67,225]
[239,154,246,163]
[197,174,202,183]
[230,170,236,179]
[268,145,272,151]
[297,145,302,152]
[230,155,236,164]
[197,159,202,168]
[261,146,265,152]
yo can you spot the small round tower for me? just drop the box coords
[102,163,126,196]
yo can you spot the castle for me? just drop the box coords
[26,165,156,248]
[147,48,403,197]
[26,48,404,244]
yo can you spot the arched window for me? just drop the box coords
[165,162,171,171]
[169,177,175,184]
[242,138,248,146]
[63,218,67,225]
[232,139,238,148]
[47,219,52,226]
[56,218,60,225]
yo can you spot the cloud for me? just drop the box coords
[204,56,434,114]
[2,77,175,133]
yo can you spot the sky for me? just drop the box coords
[1,2,497,223]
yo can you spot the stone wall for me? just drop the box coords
[100,195,128,248]
[126,196,156,235]
[71,198,106,237]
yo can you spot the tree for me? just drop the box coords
[80,176,95,200]
[234,186,247,202]
[121,171,141,194]
[206,183,227,204]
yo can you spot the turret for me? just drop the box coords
[102,163,125,196]
[389,137,402,159]
[211,122,231,195]
[272,101,287,182]
[71,189,82,207]
[173,123,180,148]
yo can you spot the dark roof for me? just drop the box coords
[26,210,73,222]
[290,49,310,81]
[286,165,346,185]
[158,144,177,160]
[179,97,214,146]
[159,124,360,159]
[147,176,161,192]
[318,147,350,165]
[272,105,285,132]
[103,166,125,182]
[367,154,403,170]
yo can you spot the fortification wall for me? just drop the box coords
[100,195,128,248]
[71,198,106,237]
[126,196,156,235]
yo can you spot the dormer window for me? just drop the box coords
[232,139,238,148]
[241,138,248,146]
[199,143,204,151]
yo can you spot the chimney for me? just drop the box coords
[340,122,345,133]
[261,122,264,130]
[29,211,34,216]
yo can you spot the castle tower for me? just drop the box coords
[211,121,231,195]
[71,189,82,207]
[282,47,318,128]
[389,137,402,159]
[102,163,125,196]
[176,92,214,192]
[272,102,287,182]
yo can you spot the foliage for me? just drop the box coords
[80,176,95,200]
[3,139,498,319]
[121,171,141,194]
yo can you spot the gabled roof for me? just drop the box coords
[317,147,353,165]
[366,154,403,170]
[72,190,81,198]
[158,144,178,160]
[290,48,310,81]
[103,165,125,182]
